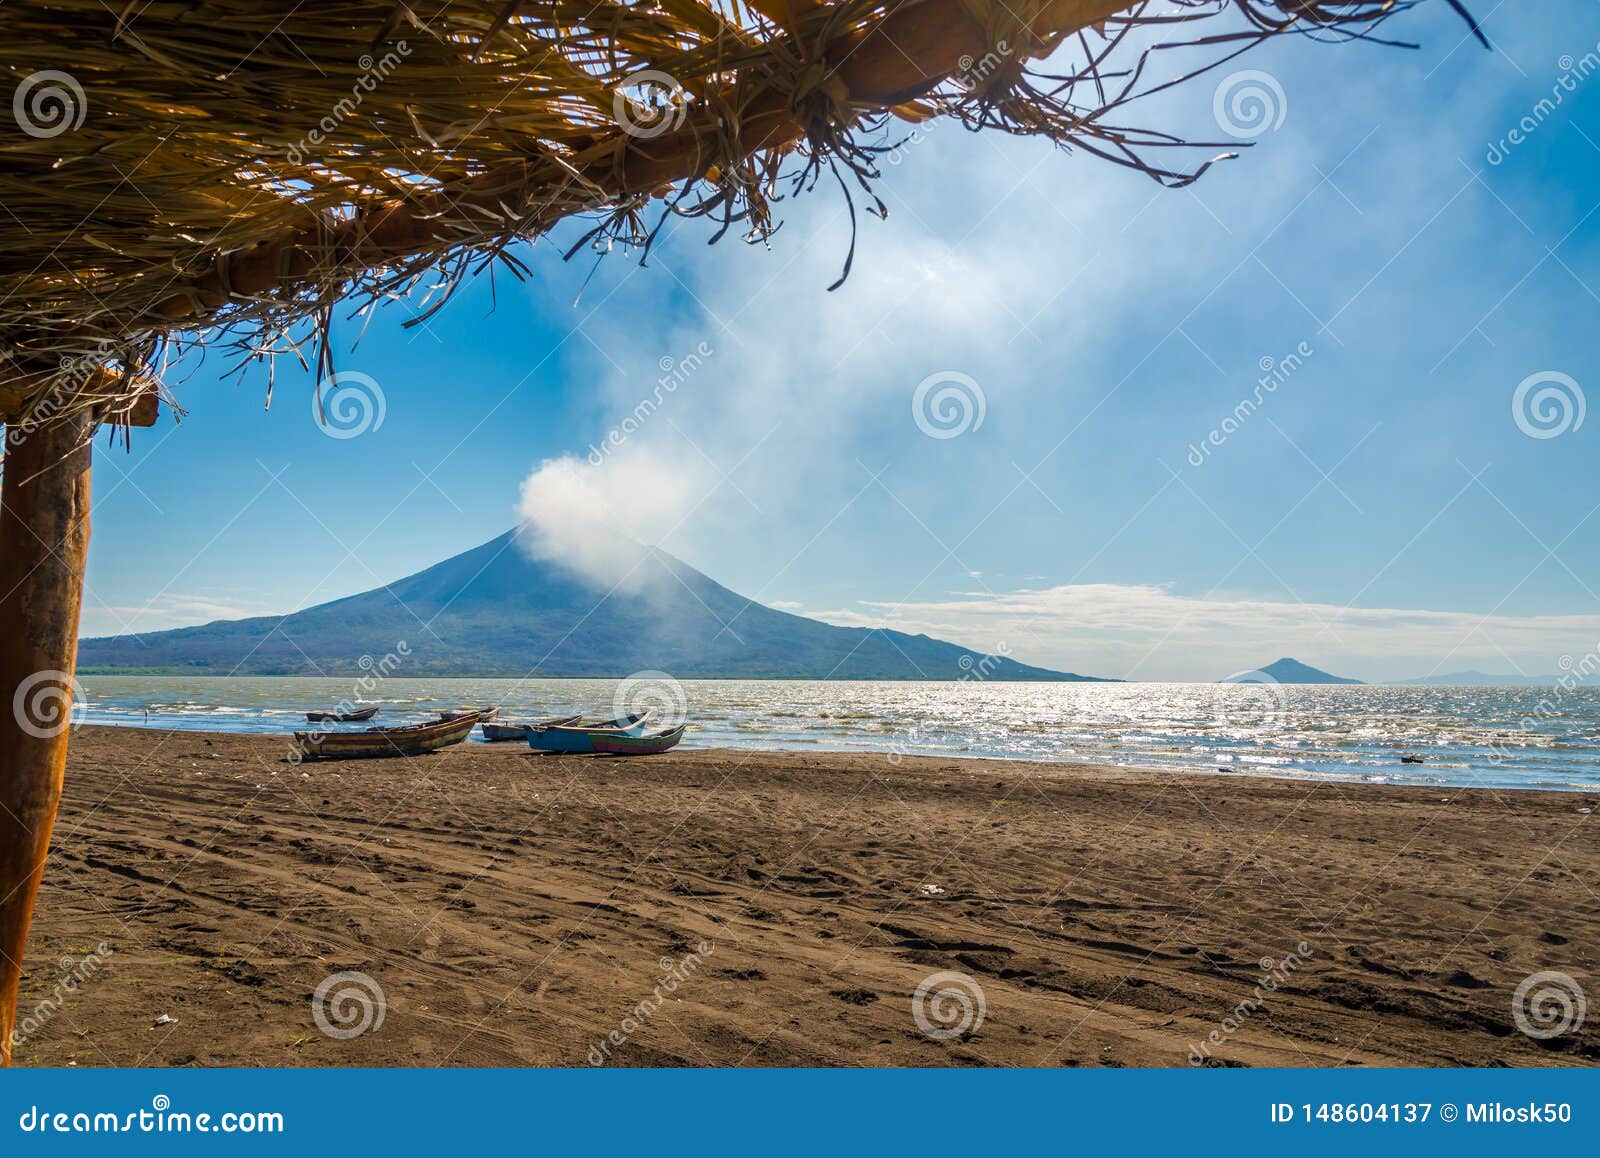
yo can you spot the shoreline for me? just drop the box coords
[65,716,1600,796]
[69,676,1600,795]
[16,726,1599,1067]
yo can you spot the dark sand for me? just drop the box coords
[13,726,1599,1067]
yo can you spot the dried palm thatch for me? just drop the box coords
[0,0,1482,429]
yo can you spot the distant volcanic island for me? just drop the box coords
[1220,657,1362,685]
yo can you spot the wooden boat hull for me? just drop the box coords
[305,705,379,722]
[480,715,580,742]
[294,713,477,761]
[590,725,686,756]
[440,707,498,723]
[525,712,652,754]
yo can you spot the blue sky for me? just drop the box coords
[79,4,1600,681]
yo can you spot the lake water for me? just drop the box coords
[69,676,1600,793]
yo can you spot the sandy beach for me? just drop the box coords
[12,726,1598,1067]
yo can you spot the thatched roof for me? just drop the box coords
[0,0,1476,428]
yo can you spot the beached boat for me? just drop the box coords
[525,712,653,754]
[526,711,650,734]
[440,707,498,722]
[304,705,379,722]
[480,715,581,742]
[294,713,477,761]
[574,712,652,729]
[590,724,687,756]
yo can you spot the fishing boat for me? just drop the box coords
[525,712,653,754]
[572,712,652,729]
[294,713,478,761]
[440,707,498,723]
[590,724,687,756]
[304,705,379,723]
[480,715,581,742]
[527,711,650,734]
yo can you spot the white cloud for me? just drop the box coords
[804,582,1600,682]
[82,592,263,638]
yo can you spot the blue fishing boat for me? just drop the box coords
[525,711,652,754]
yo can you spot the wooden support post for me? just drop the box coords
[0,408,93,1066]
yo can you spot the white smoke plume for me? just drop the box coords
[516,449,707,591]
